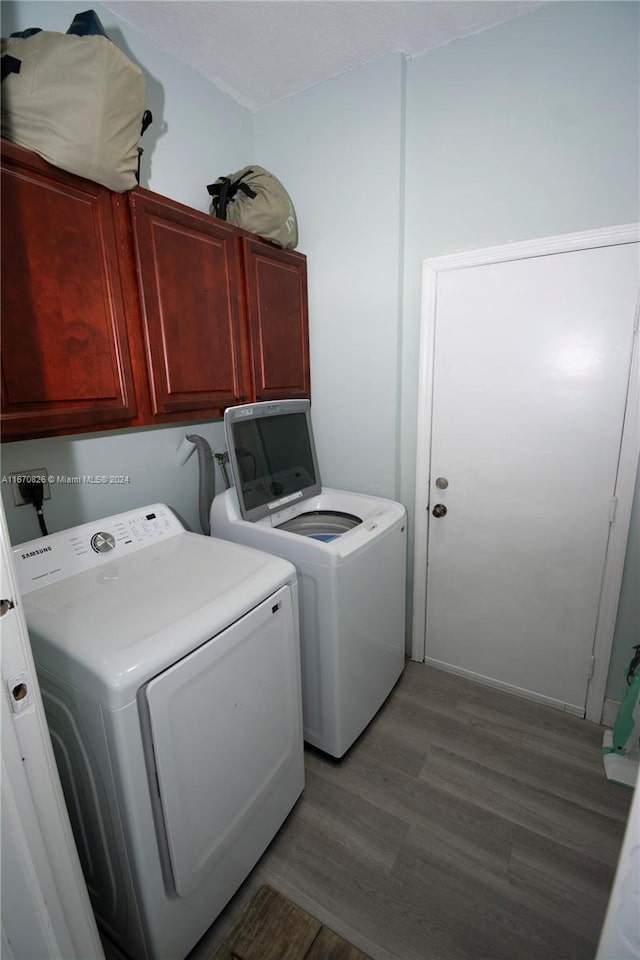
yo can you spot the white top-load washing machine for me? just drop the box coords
[12,504,304,960]
[210,400,407,758]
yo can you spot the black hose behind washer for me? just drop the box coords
[186,434,214,536]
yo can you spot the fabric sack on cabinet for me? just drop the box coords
[0,12,146,192]
[207,166,298,249]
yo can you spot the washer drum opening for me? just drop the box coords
[276,510,362,541]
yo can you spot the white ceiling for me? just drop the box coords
[102,1,549,111]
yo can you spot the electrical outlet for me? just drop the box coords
[10,469,51,507]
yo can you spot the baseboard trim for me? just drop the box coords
[601,698,621,728]
[425,658,586,717]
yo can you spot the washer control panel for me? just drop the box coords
[13,504,184,594]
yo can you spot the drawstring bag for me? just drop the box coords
[207,166,298,249]
[0,10,149,192]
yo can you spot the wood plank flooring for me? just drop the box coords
[210,885,372,960]
[105,662,632,960]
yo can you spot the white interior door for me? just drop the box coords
[413,229,639,715]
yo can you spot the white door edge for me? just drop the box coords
[0,503,104,959]
[411,223,640,729]
[585,289,640,722]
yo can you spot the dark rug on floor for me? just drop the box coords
[211,885,372,960]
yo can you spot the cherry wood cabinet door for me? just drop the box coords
[242,237,310,402]
[128,190,251,419]
[1,141,137,440]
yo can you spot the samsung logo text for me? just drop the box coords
[21,546,53,559]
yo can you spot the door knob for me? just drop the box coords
[0,599,15,617]
[432,503,447,518]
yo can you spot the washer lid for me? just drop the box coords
[21,532,296,709]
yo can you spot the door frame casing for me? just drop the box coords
[1,503,104,959]
[411,223,640,723]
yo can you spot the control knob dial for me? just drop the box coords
[91,531,116,553]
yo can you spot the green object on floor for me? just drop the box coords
[603,644,640,789]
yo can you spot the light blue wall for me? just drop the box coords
[253,54,405,498]
[252,1,639,671]
[1,423,227,543]
[1,1,637,692]
[0,0,253,209]
[401,0,639,522]
[400,0,639,687]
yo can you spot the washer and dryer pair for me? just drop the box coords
[15,401,406,960]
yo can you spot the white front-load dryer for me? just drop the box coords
[13,504,304,960]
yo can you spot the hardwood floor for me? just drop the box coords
[103,661,631,960]
[188,662,631,960]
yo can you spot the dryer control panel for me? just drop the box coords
[13,504,184,594]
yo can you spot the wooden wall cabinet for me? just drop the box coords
[1,141,310,441]
[242,236,310,403]
[127,189,251,421]
[1,141,137,440]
